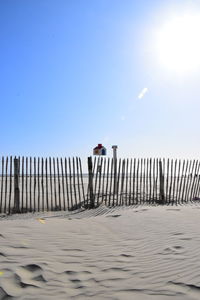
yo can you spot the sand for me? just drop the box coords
[1,204,200,299]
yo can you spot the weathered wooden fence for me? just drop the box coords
[90,157,200,206]
[1,156,200,214]
[0,156,86,214]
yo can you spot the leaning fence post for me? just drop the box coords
[159,159,165,203]
[88,157,95,208]
[14,157,20,213]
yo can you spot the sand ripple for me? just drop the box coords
[1,205,200,299]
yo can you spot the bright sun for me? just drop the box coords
[156,14,200,73]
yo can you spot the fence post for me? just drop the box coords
[159,159,165,203]
[88,157,95,208]
[14,157,20,213]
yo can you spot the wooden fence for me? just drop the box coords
[90,157,200,206]
[0,156,86,214]
[0,156,200,214]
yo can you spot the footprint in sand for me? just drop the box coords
[15,264,46,287]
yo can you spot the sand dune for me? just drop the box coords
[1,205,200,299]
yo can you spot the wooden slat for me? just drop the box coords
[101,158,106,203]
[105,158,110,206]
[21,156,26,213]
[68,158,73,209]
[49,157,53,211]
[175,160,181,204]
[181,159,189,202]
[190,160,199,201]
[72,157,77,209]
[94,157,99,200]
[97,157,103,206]
[33,157,36,211]
[146,158,149,203]
[168,159,173,204]
[76,157,81,207]
[172,159,177,204]
[125,159,129,205]
[132,158,136,204]
[108,158,113,206]
[60,158,65,211]
[178,160,185,203]
[120,159,125,205]
[139,159,142,204]
[25,157,29,212]
[37,157,40,212]
[8,156,12,214]
[64,158,70,210]
[0,157,4,213]
[116,158,121,206]
[184,160,192,202]
[187,160,196,201]
[4,157,8,213]
[136,159,139,204]
[165,159,169,204]
[142,158,146,203]
[192,161,200,199]
[79,158,85,205]
[41,158,44,211]
[57,158,61,210]
[45,158,49,211]
[53,157,57,210]
[149,158,152,203]
[152,158,156,203]
[129,159,133,205]
[29,157,32,211]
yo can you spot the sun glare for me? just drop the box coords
[156,14,200,73]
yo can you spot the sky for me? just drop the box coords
[1,0,200,160]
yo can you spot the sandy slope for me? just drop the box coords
[1,205,200,299]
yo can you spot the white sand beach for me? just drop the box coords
[1,205,200,299]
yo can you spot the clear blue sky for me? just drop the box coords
[1,0,200,159]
